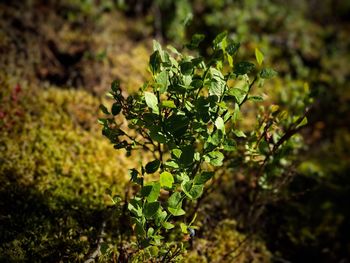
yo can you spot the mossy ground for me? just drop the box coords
[0,74,133,261]
[1,1,349,262]
[0,3,271,261]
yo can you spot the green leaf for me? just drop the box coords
[228,87,247,104]
[161,100,176,108]
[179,145,194,166]
[226,41,240,56]
[147,227,154,237]
[132,217,146,237]
[190,79,203,90]
[211,49,225,64]
[153,39,162,52]
[213,31,227,49]
[141,182,160,202]
[232,103,240,123]
[145,159,161,174]
[194,152,200,161]
[223,139,237,151]
[150,50,161,75]
[234,61,255,75]
[206,151,224,166]
[209,68,226,97]
[149,126,167,144]
[190,185,204,199]
[180,223,188,233]
[260,68,277,79]
[168,207,185,216]
[143,113,158,124]
[144,202,160,219]
[255,48,264,66]
[180,61,193,75]
[145,92,159,113]
[148,246,159,257]
[156,70,169,93]
[168,192,183,208]
[248,95,264,102]
[182,75,192,88]
[171,148,182,159]
[162,222,175,229]
[164,161,179,169]
[128,168,139,182]
[187,34,205,50]
[165,114,189,138]
[233,130,246,138]
[160,172,174,188]
[99,104,109,115]
[98,118,107,125]
[208,130,223,146]
[182,181,204,200]
[296,116,308,129]
[155,209,167,226]
[167,191,186,215]
[167,45,181,56]
[150,235,164,246]
[258,140,270,155]
[111,102,122,115]
[216,101,228,109]
[191,57,204,67]
[194,171,214,185]
[128,198,143,217]
[215,116,225,132]
[100,242,108,255]
[111,80,120,92]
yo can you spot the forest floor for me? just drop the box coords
[1,1,350,262]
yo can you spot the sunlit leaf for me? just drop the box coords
[160,172,174,188]
[141,182,160,202]
[145,91,159,113]
[255,48,264,66]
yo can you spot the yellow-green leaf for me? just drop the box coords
[255,48,264,66]
[160,172,174,188]
[296,116,308,129]
[161,100,176,108]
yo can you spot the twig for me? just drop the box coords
[84,221,106,263]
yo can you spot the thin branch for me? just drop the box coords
[195,66,211,99]
[223,76,257,125]
[84,221,106,263]
[238,76,257,107]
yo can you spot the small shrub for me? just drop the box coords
[100,32,310,261]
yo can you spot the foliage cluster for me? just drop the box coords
[114,1,350,260]
[100,32,309,261]
[0,0,349,262]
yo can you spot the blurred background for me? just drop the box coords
[0,0,349,262]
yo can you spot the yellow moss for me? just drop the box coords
[0,76,134,208]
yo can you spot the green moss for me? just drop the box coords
[0,76,133,261]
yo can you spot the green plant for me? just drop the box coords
[100,32,309,261]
